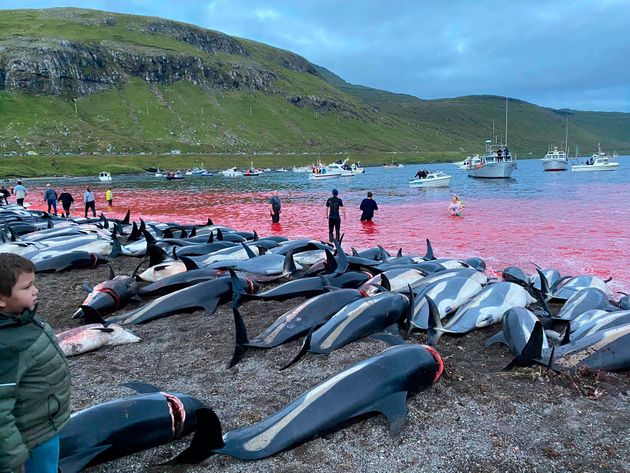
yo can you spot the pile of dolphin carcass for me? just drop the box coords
[2,204,629,472]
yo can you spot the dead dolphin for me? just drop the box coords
[170,344,442,463]
[229,288,367,367]
[553,287,617,321]
[73,265,140,318]
[485,307,550,355]
[56,323,141,356]
[59,384,205,473]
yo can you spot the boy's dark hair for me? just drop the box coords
[367,192,373,197]
[0,253,35,296]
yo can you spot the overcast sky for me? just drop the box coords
[2,0,630,112]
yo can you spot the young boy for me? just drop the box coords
[0,254,71,473]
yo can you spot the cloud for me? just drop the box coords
[2,0,630,111]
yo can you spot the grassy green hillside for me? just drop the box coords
[0,7,629,175]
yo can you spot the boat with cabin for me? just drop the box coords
[408,171,452,188]
[165,171,185,180]
[308,166,341,179]
[454,155,481,169]
[572,144,619,172]
[98,171,112,182]
[326,159,364,176]
[220,167,244,177]
[542,146,569,171]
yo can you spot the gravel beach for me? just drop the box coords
[38,256,630,473]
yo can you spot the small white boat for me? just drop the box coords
[155,169,165,178]
[165,171,185,180]
[244,168,262,176]
[383,162,404,168]
[409,171,452,188]
[221,167,244,177]
[571,156,619,172]
[292,165,312,173]
[542,146,569,171]
[98,171,112,182]
[326,159,364,176]
[454,155,481,169]
[276,167,289,172]
[308,167,341,179]
[467,142,516,179]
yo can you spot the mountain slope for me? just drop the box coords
[0,8,629,156]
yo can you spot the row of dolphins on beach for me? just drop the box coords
[1,203,630,472]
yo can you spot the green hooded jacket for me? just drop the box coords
[0,308,71,472]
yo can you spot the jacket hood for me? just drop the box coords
[0,307,37,328]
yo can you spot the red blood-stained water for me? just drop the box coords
[29,182,630,294]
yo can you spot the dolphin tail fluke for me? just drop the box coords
[426,296,444,346]
[167,407,223,465]
[503,321,544,370]
[424,238,435,260]
[280,326,315,370]
[333,240,349,274]
[228,308,250,368]
[81,305,106,325]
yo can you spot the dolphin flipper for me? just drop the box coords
[167,407,224,465]
[426,296,444,346]
[484,331,506,348]
[59,444,112,473]
[280,326,315,370]
[201,297,221,317]
[503,321,544,370]
[358,391,408,436]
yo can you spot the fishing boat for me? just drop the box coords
[542,117,570,171]
[154,169,165,178]
[244,168,261,176]
[308,167,341,179]
[572,144,619,172]
[165,171,185,180]
[542,146,569,171]
[221,167,244,177]
[98,171,112,182]
[326,159,364,176]
[467,98,517,179]
[408,171,452,188]
[454,155,481,169]
[292,165,312,173]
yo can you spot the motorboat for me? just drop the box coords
[292,165,312,173]
[571,156,619,172]
[326,159,364,176]
[220,167,244,177]
[383,162,404,168]
[201,171,214,176]
[155,169,165,178]
[185,167,206,175]
[542,146,569,171]
[308,167,341,179]
[454,155,481,169]
[244,168,262,176]
[165,171,184,180]
[409,171,452,188]
[466,142,517,179]
[98,171,112,182]
[276,167,289,172]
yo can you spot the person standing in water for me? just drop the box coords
[326,188,345,242]
[359,192,378,222]
[83,187,96,218]
[105,188,113,208]
[269,190,281,223]
[58,188,74,218]
[448,195,464,216]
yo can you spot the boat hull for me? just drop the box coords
[308,172,341,180]
[409,176,452,188]
[571,163,619,172]
[542,159,569,171]
[467,161,516,178]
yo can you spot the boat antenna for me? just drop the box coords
[504,97,509,147]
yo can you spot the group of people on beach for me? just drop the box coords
[0,182,113,217]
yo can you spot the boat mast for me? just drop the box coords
[565,116,569,156]
[504,97,509,147]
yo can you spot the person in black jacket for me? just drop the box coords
[0,253,71,473]
[359,192,379,222]
[57,188,74,218]
[0,186,9,205]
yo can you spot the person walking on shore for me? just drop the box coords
[105,188,113,208]
[43,184,58,215]
[269,190,281,223]
[58,188,74,218]
[325,188,345,242]
[83,187,96,218]
[359,192,378,222]
[12,181,27,207]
